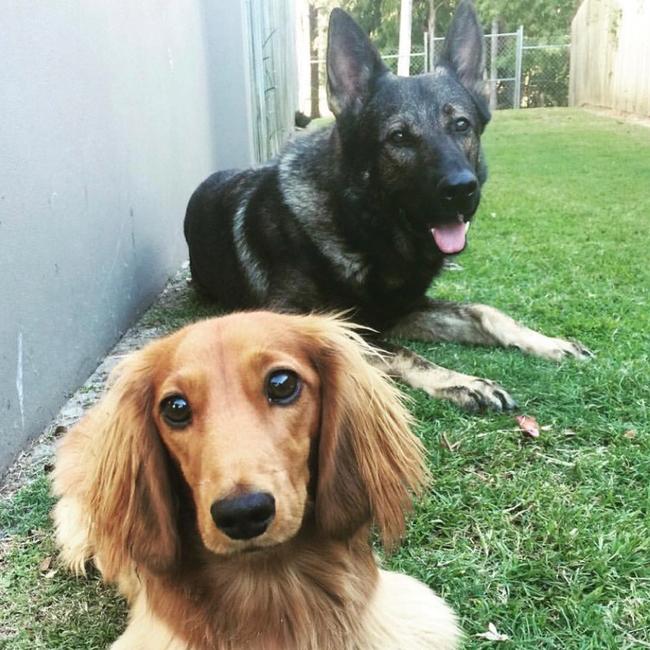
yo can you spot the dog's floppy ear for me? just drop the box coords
[327,8,388,117]
[441,0,486,97]
[304,316,428,547]
[83,345,179,578]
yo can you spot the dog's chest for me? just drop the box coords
[375,229,442,286]
[150,552,372,650]
[358,239,444,327]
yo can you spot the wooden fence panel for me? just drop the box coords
[570,0,650,117]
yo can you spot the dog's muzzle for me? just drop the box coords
[429,170,478,254]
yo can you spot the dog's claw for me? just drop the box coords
[571,340,594,360]
[557,339,593,361]
[494,389,518,411]
[531,336,594,362]
[444,379,516,413]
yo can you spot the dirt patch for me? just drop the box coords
[584,106,650,129]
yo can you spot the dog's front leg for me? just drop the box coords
[375,343,516,412]
[388,298,592,361]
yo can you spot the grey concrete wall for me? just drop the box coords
[0,1,257,474]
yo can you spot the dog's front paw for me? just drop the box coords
[441,378,517,413]
[530,336,593,362]
[381,347,518,414]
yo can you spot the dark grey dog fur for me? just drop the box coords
[184,1,590,411]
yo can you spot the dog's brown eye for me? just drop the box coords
[266,370,301,405]
[160,395,192,428]
[454,117,471,133]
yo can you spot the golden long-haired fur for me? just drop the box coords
[53,312,460,649]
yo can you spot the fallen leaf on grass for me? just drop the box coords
[623,429,636,439]
[516,415,540,438]
[476,622,509,642]
[38,555,59,579]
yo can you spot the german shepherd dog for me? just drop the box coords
[184,1,590,412]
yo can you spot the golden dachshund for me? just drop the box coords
[53,312,460,649]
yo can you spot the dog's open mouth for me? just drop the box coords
[431,215,471,255]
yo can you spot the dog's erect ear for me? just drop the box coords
[441,0,486,96]
[327,8,388,117]
[304,316,428,548]
[85,347,179,578]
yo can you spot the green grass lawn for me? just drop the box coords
[1,108,649,648]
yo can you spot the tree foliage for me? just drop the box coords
[337,0,581,108]
[474,0,582,38]
[340,0,583,48]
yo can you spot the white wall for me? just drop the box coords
[0,0,258,473]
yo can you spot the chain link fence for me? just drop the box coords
[378,47,428,76]
[301,29,569,116]
[482,32,521,110]
[521,40,571,108]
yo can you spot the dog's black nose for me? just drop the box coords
[438,170,478,207]
[211,492,276,540]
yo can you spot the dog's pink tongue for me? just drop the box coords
[431,223,466,254]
